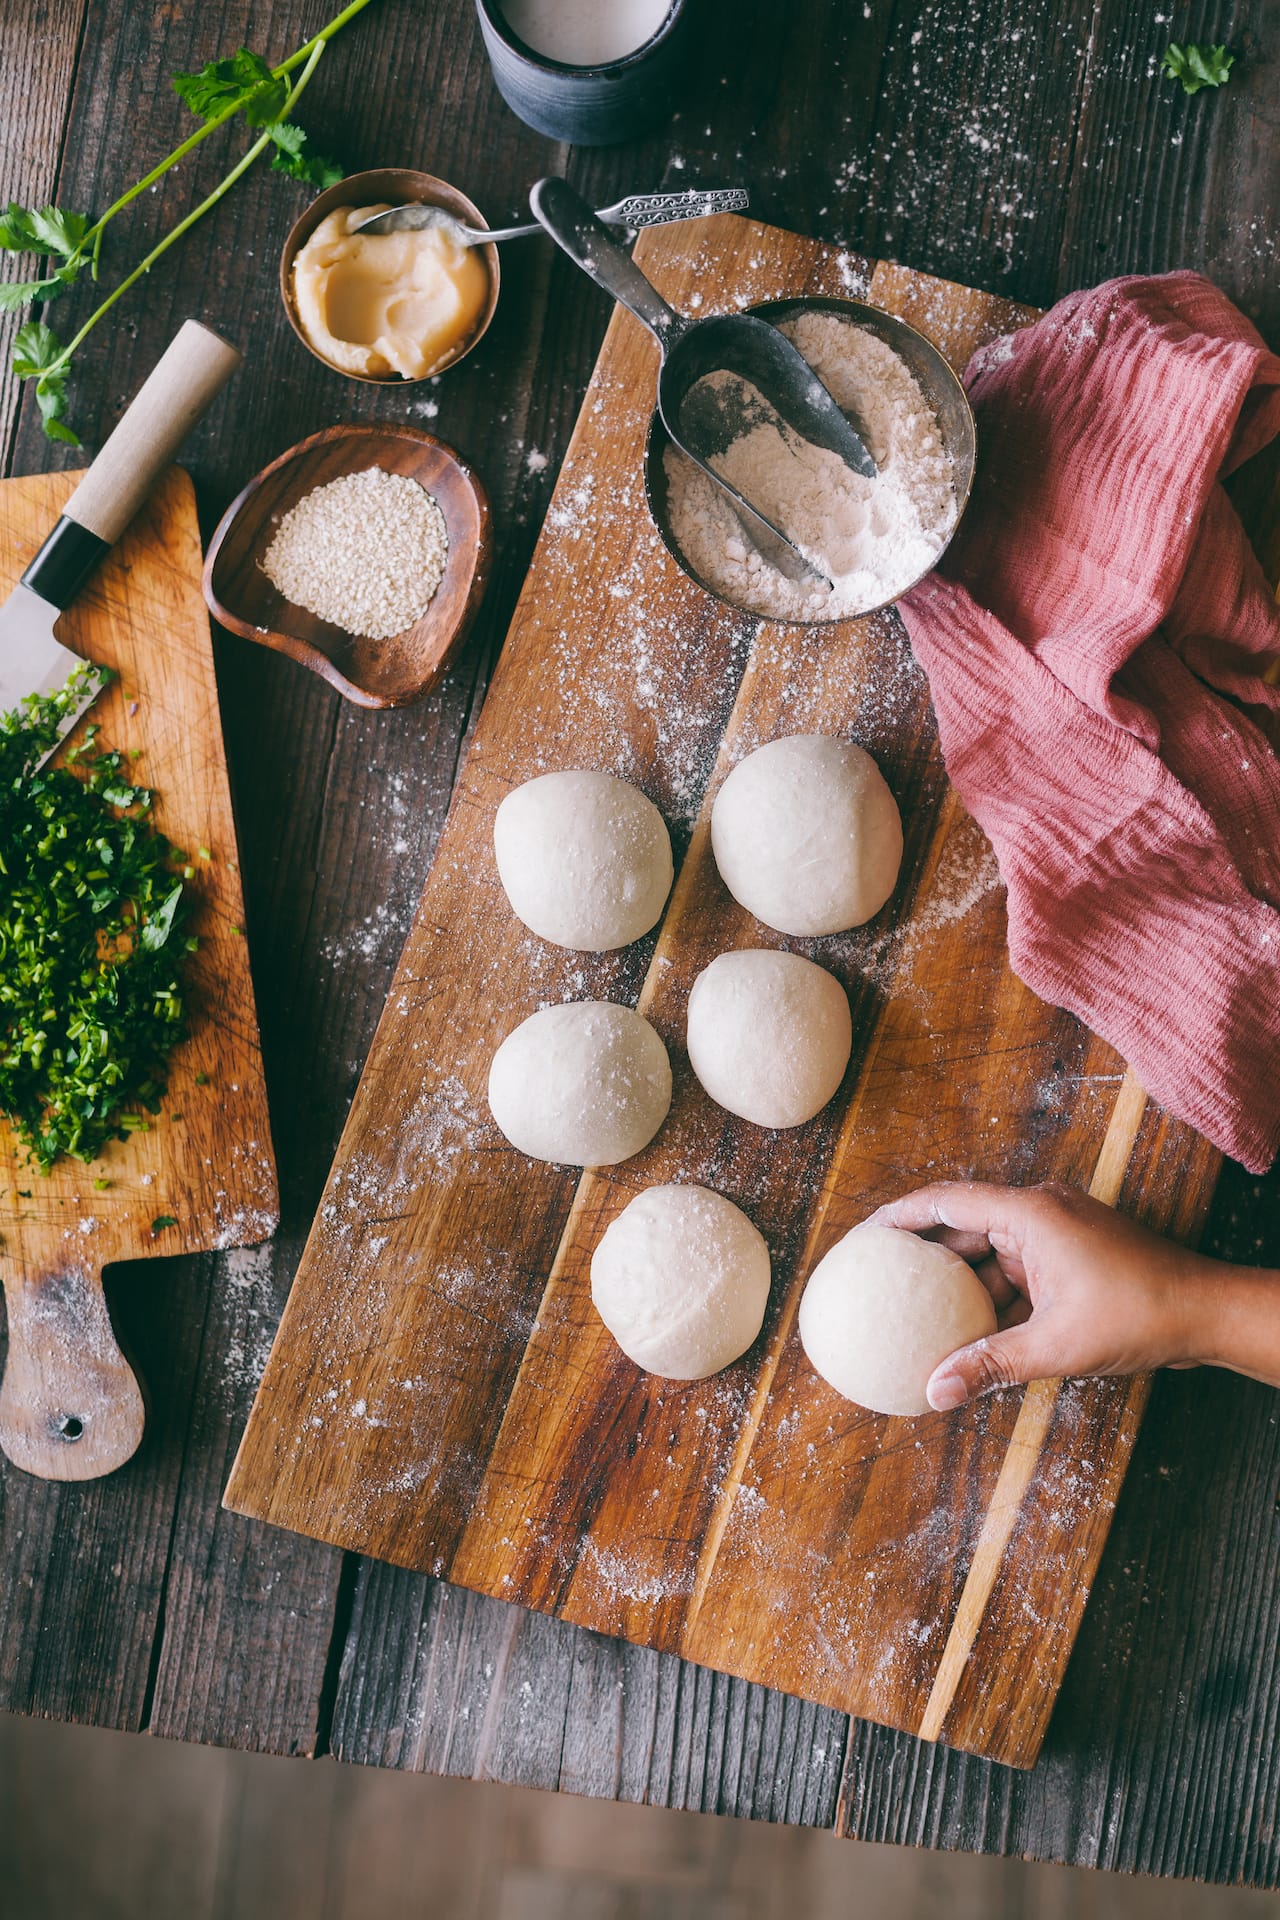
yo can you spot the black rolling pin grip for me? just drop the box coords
[20,516,112,611]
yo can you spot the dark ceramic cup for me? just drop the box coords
[474,0,693,145]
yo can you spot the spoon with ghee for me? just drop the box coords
[352,185,749,246]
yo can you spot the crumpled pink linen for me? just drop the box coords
[898,272,1280,1172]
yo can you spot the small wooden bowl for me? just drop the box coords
[280,167,501,384]
[203,424,493,708]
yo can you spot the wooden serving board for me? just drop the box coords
[226,218,1223,1770]
[0,467,277,1480]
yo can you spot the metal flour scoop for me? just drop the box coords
[529,177,875,589]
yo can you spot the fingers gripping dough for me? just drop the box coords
[799,1224,997,1416]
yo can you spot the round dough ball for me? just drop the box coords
[494,769,673,951]
[711,735,903,936]
[686,949,852,1129]
[798,1224,997,1416]
[488,1002,671,1166]
[591,1184,771,1379]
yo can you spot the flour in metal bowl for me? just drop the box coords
[664,312,958,622]
[263,466,449,639]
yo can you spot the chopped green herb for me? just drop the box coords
[0,677,196,1169]
[1162,42,1235,94]
[93,1177,111,1190]
[151,1214,178,1234]
[194,1071,210,1086]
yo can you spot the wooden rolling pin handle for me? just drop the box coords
[0,1265,145,1481]
[63,319,242,548]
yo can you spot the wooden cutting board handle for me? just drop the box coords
[0,1264,144,1480]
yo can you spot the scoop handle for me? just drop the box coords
[0,1262,145,1480]
[530,177,685,351]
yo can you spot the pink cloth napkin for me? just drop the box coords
[899,272,1280,1173]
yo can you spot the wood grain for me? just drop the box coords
[226,217,1222,1771]
[0,467,277,1476]
[4,0,1280,1881]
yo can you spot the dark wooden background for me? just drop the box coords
[2,0,1278,1886]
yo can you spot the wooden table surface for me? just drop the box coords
[2,0,1278,1887]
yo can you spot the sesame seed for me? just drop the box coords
[262,466,449,640]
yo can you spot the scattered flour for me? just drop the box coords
[664,311,957,622]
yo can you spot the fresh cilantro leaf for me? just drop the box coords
[173,47,287,126]
[0,203,89,265]
[151,1215,179,1234]
[268,121,342,188]
[0,276,68,312]
[27,206,90,261]
[265,119,305,158]
[11,319,63,378]
[0,204,41,252]
[1162,42,1235,93]
[11,321,80,441]
[36,390,80,446]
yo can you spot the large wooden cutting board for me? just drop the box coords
[0,467,277,1480]
[226,218,1224,1770]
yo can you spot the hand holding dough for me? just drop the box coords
[798,1223,997,1416]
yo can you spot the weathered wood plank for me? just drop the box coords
[1057,0,1280,336]
[331,1557,849,1824]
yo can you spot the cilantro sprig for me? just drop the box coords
[0,0,367,442]
[1161,42,1235,94]
[0,681,198,1170]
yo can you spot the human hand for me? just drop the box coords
[864,1180,1220,1411]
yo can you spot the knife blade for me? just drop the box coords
[0,319,242,764]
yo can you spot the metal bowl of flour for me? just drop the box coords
[643,295,977,628]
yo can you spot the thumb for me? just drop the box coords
[926,1323,1046,1412]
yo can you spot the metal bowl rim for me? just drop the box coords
[642,293,978,629]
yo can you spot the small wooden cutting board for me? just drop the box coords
[225,218,1226,1769]
[0,466,277,1480]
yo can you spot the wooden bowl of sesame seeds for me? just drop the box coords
[203,424,493,707]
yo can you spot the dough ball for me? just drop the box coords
[494,769,673,951]
[711,735,903,936]
[591,1184,771,1379]
[798,1224,997,1416]
[488,1002,671,1166]
[686,949,852,1129]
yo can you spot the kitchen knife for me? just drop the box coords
[0,319,242,756]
